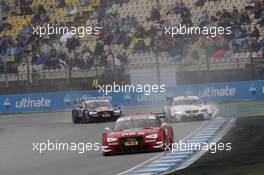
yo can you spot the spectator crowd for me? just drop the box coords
[0,0,263,74]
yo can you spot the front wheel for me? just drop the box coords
[103,152,112,156]
[198,115,205,121]
[112,115,120,122]
[208,113,213,119]
[72,111,78,124]
[161,132,168,151]
[83,110,91,123]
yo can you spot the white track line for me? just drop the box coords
[162,118,236,174]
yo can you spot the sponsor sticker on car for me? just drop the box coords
[125,141,138,146]
[102,112,110,117]
[124,138,139,146]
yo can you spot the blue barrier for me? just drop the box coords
[1,80,264,113]
[167,80,264,101]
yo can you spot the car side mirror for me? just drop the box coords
[114,104,121,109]
[104,127,111,132]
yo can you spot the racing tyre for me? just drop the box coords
[198,115,205,121]
[72,115,78,124]
[72,110,79,124]
[208,113,213,119]
[103,152,111,156]
[113,115,120,122]
[179,116,185,122]
[161,132,168,151]
[83,110,89,123]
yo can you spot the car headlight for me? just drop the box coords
[89,111,98,115]
[107,137,118,142]
[174,111,183,115]
[114,109,120,114]
[145,134,158,139]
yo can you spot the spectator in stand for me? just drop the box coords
[116,51,127,65]
[40,41,52,55]
[79,0,89,6]
[97,7,107,23]
[181,7,192,26]
[199,10,209,27]
[253,0,263,19]
[111,32,121,44]
[251,26,260,39]
[239,9,250,25]
[0,17,3,32]
[135,25,146,38]
[0,0,10,14]
[64,5,78,16]
[90,7,98,20]
[32,4,46,16]
[195,0,205,7]
[154,0,161,10]
[57,57,68,69]
[256,14,264,27]
[21,24,31,34]
[122,33,132,49]
[30,4,47,24]
[166,0,186,15]
[232,6,239,18]
[56,0,65,8]
[94,41,104,57]
[40,12,49,23]
[221,9,232,19]
[66,36,80,51]
[259,37,264,48]
[125,15,137,29]
[114,0,129,7]
[250,38,261,52]
[133,39,147,53]
[100,53,108,66]
[256,37,264,55]
[20,1,32,15]
[81,47,92,64]
[147,7,160,21]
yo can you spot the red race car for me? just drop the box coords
[102,114,174,155]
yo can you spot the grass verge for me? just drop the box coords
[171,116,264,175]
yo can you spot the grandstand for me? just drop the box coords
[0,0,263,94]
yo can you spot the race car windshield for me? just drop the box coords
[173,99,203,106]
[114,119,157,130]
[74,102,85,108]
[86,101,112,108]
[132,119,157,128]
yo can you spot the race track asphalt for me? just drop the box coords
[0,111,205,175]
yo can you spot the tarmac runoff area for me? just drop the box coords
[0,110,206,175]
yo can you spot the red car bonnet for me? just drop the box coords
[107,127,161,138]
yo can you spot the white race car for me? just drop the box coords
[163,96,213,121]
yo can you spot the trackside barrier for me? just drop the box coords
[0,80,264,113]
